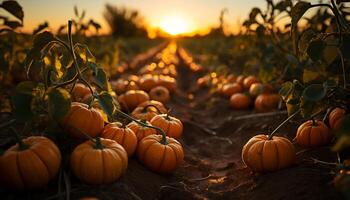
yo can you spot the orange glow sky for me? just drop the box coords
[11,0,318,35]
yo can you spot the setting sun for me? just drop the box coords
[159,16,190,36]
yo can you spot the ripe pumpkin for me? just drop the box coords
[226,74,236,83]
[70,138,128,184]
[221,83,242,97]
[138,100,167,113]
[101,122,138,156]
[139,74,158,91]
[158,75,177,92]
[329,107,346,129]
[150,114,183,139]
[242,134,296,172]
[137,134,184,173]
[118,90,150,111]
[230,93,251,109]
[296,120,332,147]
[0,136,61,190]
[71,83,92,103]
[254,94,280,112]
[243,75,259,89]
[149,86,170,103]
[236,75,246,86]
[127,120,157,141]
[249,83,273,97]
[62,102,104,139]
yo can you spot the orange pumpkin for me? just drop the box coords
[242,134,296,172]
[296,120,332,147]
[118,90,150,111]
[230,93,251,109]
[221,83,242,97]
[110,79,128,94]
[70,138,128,184]
[0,136,61,190]
[138,100,167,113]
[137,134,184,173]
[138,74,158,91]
[243,75,259,89]
[150,114,183,139]
[149,86,170,103]
[197,76,209,88]
[226,74,236,83]
[127,120,157,141]
[236,75,246,85]
[62,102,104,139]
[101,122,138,156]
[249,83,273,97]
[329,107,346,129]
[158,75,177,92]
[71,83,92,103]
[254,94,280,112]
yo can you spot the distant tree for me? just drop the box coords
[103,4,148,38]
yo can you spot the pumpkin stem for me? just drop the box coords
[165,108,172,120]
[94,137,104,149]
[322,107,333,122]
[312,118,316,126]
[114,109,168,144]
[10,127,28,151]
[142,104,164,114]
[268,109,300,140]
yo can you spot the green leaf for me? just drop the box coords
[298,29,316,53]
[302,84,326,102]
[47,88,71,121]
[0,0,24,21]
[87,61,98,75]
[307,39,326,61]
[279,81,293,98]
[11,81,35,122]
[96,91,115,118]
[93,67,108,90]
[291,1,311,34]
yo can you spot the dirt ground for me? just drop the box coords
[0,44,344,200]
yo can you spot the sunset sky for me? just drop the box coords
[12,0,318,35]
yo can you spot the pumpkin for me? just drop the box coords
[150,114,183,139]
[101,122,138,156]
[149,86,170,103]
[254,94,280,112]
[71,83,92,103]
[197,76,209,88]
[70,138,128,184]
[138,74,158,91]
[221,83,242,97]
[230,93,251,109]
[138,100,167,113]
[0,136,61,190]
[127,120,157,141]
[329,107,346,129]
[62,102,104,139]
[243,75,259,89]
[158,75,177,92]
[226,74,236,83]
[242,134,296,172]
[296,120,332,147]
[137,134,184,173]
[249,83,273,97]
[236,75,246,85]
[118,90,150,111]
[110,79,128,95]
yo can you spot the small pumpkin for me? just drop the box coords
[118,90,150,111]
[254,94,280,112]
[296,120,332,147]
[138,100,167,113]
[249,83,273,97]
[62,102,104,139]
[101,122,138,156]
[236,75,246,86]
[243,75,259,89]
[137,134,184,173]
[0,136,61,190]
[158,75,176,92]
[127,120,157,141]
[149,86,170,103]
[242,134,296,172]
[71,83,92,103]
[138,74,158,91]
[221,83,242,97]
[230,93,251,109]
[70,138,128,184]
[329,107,346,129]
[150,114,183,139]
